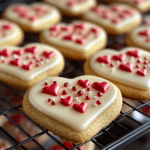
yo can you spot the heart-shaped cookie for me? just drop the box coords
[3,3,61,32]
[0,20,24,46]
[84,47,150,100]
[43,0,96,16]
[82,3,142,34]
[23,75,122,143]
[104,0,150,13]
[40,21,107,60]
[127,26,150,51]
[0,43,64,89]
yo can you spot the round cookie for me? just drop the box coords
[23,75,122,143]
[0,43,64,89]
[50,141,94,150]
[3,114,48,149]
[84,47,150,101]
[0,138,14,149]
[40,21,107,60]
[104,0,150,13]
[82,3,142,35]
[127,26,150,51]
[3,2,61,32]
[0,19,24,46]
[43,0,96,16]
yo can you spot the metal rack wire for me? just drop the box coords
[0,0,150,149]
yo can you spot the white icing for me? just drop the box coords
[44,0,95,14]
[130,26,150,50]
[29,75,117,131]
[4,3,60,28]
[0,20,21,44]
[90,47,150,90]
[82,4,142,30]
[41,21,107,52]
[0,43,63,80]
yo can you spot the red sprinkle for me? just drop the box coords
[62,90,67,95]
[72,86,77,91]
[51,101,56,105]
[87,87,90,91]
[77,91,84,96]
[47,98,51,102]
[64,82,69,87]
[97,92,102,97]
[96,100,102,105]
[135,65,140,68]
[85,96,90,100]
[110,63,114,67]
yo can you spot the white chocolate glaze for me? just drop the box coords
[44,0,95,14]
[90,47,150,90]
[130,26,150,50]
[82,4,142,30]
[4,3,60,28]
[29,75,117,131]
[41,21,107,52]
[0,20,21,44]
[0,43,63,80]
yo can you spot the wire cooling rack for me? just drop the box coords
[0,58,150,150]
[0,0,150,149]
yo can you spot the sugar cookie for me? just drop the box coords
[82,4,142,35]
[127,26,150,51]
[104,0,150,13]
[40,21,107,60]
[3,3,61,32]
[0,43,64,89]
[23,75,122,143]
[84,47,150,101]
[43,0,96,16]
[0,19,24,46]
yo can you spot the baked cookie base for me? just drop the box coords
[0,28,24,46]
[82,15,142,35]
[40,34,107,60]
[104,0,150,13]
[23,87,122,144]
[0,59,64,90]
[3,14,61,32]
[126,34,149,51]
[84,58,150,101]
